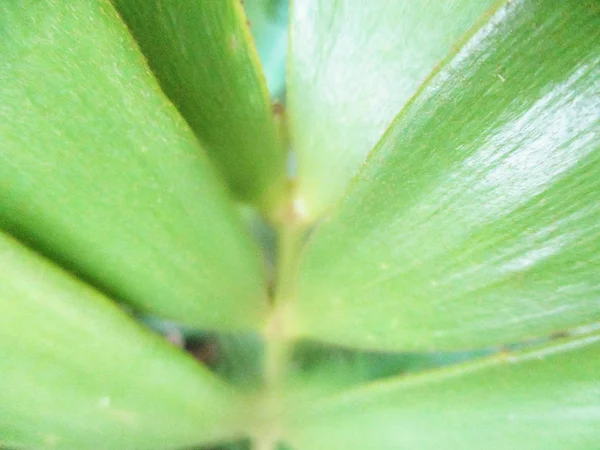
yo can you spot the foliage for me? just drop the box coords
[0,0,598,449]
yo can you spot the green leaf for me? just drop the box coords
[288,0,497,218]
[112,0,286,207]
[284,331,600,450]
[292,0,600,351]
[0,232,245,449]
[0,0,267,331]
[287,342,494,397]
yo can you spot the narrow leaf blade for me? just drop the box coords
[113,0,286,206]
[0,0,267,331]
[286,332,600,450]
[293,0,600,350]
[288,0,497,218]
[0,232,244,449]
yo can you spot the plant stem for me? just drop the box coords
[254,193,307,449]
[273,223,304,308]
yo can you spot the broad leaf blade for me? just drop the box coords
[112,0,286,206]
[0,232,244,450]
[285,332,600,450]
[0,0,267,331]
[293,0,600,350]
[288,0,497,218]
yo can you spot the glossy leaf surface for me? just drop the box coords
[285,332,600,450]
[113,0,286,206]
[294,0,600,350]
[0,232,243,449]
[0,0,267,331]
[288,0,496,217]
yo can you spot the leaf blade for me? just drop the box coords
[285,331,600,450]
[0,0,267,331]
[293,0,600,350]
[112,0,286,206]
[0,231,245,450]
[288,0,498,218]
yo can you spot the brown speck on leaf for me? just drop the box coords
[272,101,285,116]
[550,330,570,340]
